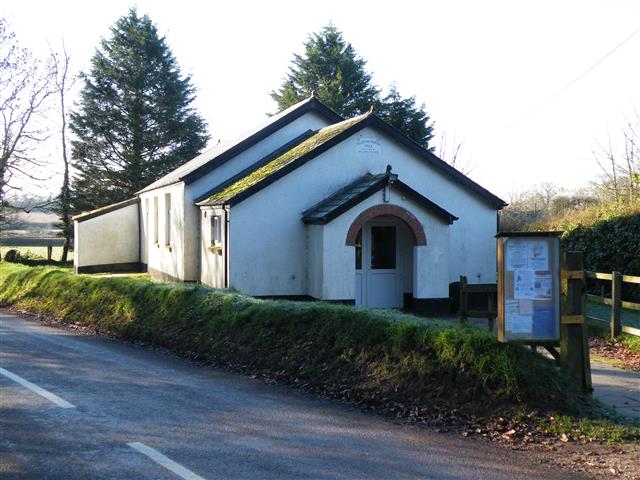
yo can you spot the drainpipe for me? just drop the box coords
[224,205,230,289]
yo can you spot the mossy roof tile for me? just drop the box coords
[199,113,370,206]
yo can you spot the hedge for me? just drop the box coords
[0,263,577,414]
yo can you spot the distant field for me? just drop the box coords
[0,246,73,262]
[0,237,63,246]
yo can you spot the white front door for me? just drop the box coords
[355,222,402,308]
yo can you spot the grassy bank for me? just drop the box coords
[1,263,637,442]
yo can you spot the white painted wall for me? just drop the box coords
[137,111,332,282]
[307,224,323,299]
[184,111,331,282]
[74,202,139,269]
[200,207,226,288]
[341,127,497,284]
[139,182,185,280]
[228,124,494,298]
[134,114,497,291]
[398,221,414,294]
[230,185,449,299]
[320,192,450,300]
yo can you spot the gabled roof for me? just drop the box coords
[193,129,316,204]
[302,171,458,225]
[197,113,370,206]
[138,95,343,194]
[196,111,507,209]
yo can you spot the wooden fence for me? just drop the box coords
[458,271,640,338]
[584,271,640,338]
[0,242,57,261]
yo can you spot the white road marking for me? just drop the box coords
[128,442,207,480]
[0,367,75,409]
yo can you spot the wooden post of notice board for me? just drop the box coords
[497,233,591,394]
[560,251,592,393]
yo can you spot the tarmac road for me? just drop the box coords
[0,311,590,479]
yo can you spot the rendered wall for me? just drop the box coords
[74,202,139,271]
[230,185,449,299]
[307,225,324,299]
[321,192,449,300]
[323,126,498,284]
[136,111,332,283]
[228,125,494,298]
[139,182,186,281]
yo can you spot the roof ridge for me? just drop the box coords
[137,96,343,194]
[197,113,373,206]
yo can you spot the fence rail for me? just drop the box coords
[585,270,640,338]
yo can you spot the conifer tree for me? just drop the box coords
[70,9,209,211]
[271,24,433,148]
[376,85,434,150]
[271,24,378,119]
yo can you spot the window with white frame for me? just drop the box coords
[211,214,221,246]
[164,193,171,246]
[153,196,159,244]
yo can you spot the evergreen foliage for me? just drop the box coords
[376,85,433,149]
[558,206,640,276]
[70,9,209,211]
[271,24,433,148]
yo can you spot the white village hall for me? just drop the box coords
[74,95,506,314]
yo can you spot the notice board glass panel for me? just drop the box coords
[500,236,560,342]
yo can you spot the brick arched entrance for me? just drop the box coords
[345,204,426,246]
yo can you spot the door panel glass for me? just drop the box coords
[371,226,396,269]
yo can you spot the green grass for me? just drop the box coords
[622,334,640,353]
[538,410,640,443]
[587,299,640,352]
[1,263,637,443]
[0,246,73,262]
[587,300,640,328]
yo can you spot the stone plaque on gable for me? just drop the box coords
[356,136,382,154]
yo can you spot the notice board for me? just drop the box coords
[497,233,561,342]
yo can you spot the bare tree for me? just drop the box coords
[622,119,639,202]
[436,131,473,174]
[0,18,54,223]
[593,113,640,204]
[533,182,562,210]
[594,134,620,202]
[50,43,73,262]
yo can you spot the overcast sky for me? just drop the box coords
[3,0,639,200]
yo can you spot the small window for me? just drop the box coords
[211,215,222,246]
[164,193,171,245]
[153,196,159,244]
